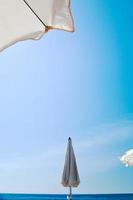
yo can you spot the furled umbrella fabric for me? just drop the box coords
[120,149,133,167]
[61,137,80,193]
[0,0,74,52]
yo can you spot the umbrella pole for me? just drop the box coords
[69,186,72,200]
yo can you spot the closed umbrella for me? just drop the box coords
[61,137,80,200]
[0,0,74,52]
[120,149,133,167]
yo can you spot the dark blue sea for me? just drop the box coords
[0,194,133,200]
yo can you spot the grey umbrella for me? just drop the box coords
[61,137,80,200]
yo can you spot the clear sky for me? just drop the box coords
[0,0,133,194]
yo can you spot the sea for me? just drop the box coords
[0,194,133,200]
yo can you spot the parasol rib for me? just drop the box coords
[22,0,47,28]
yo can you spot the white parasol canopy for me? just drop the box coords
[61,137,80,200]
[120,149,133,167]
[0,0,74,52]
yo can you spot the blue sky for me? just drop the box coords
[0,0,133,194]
